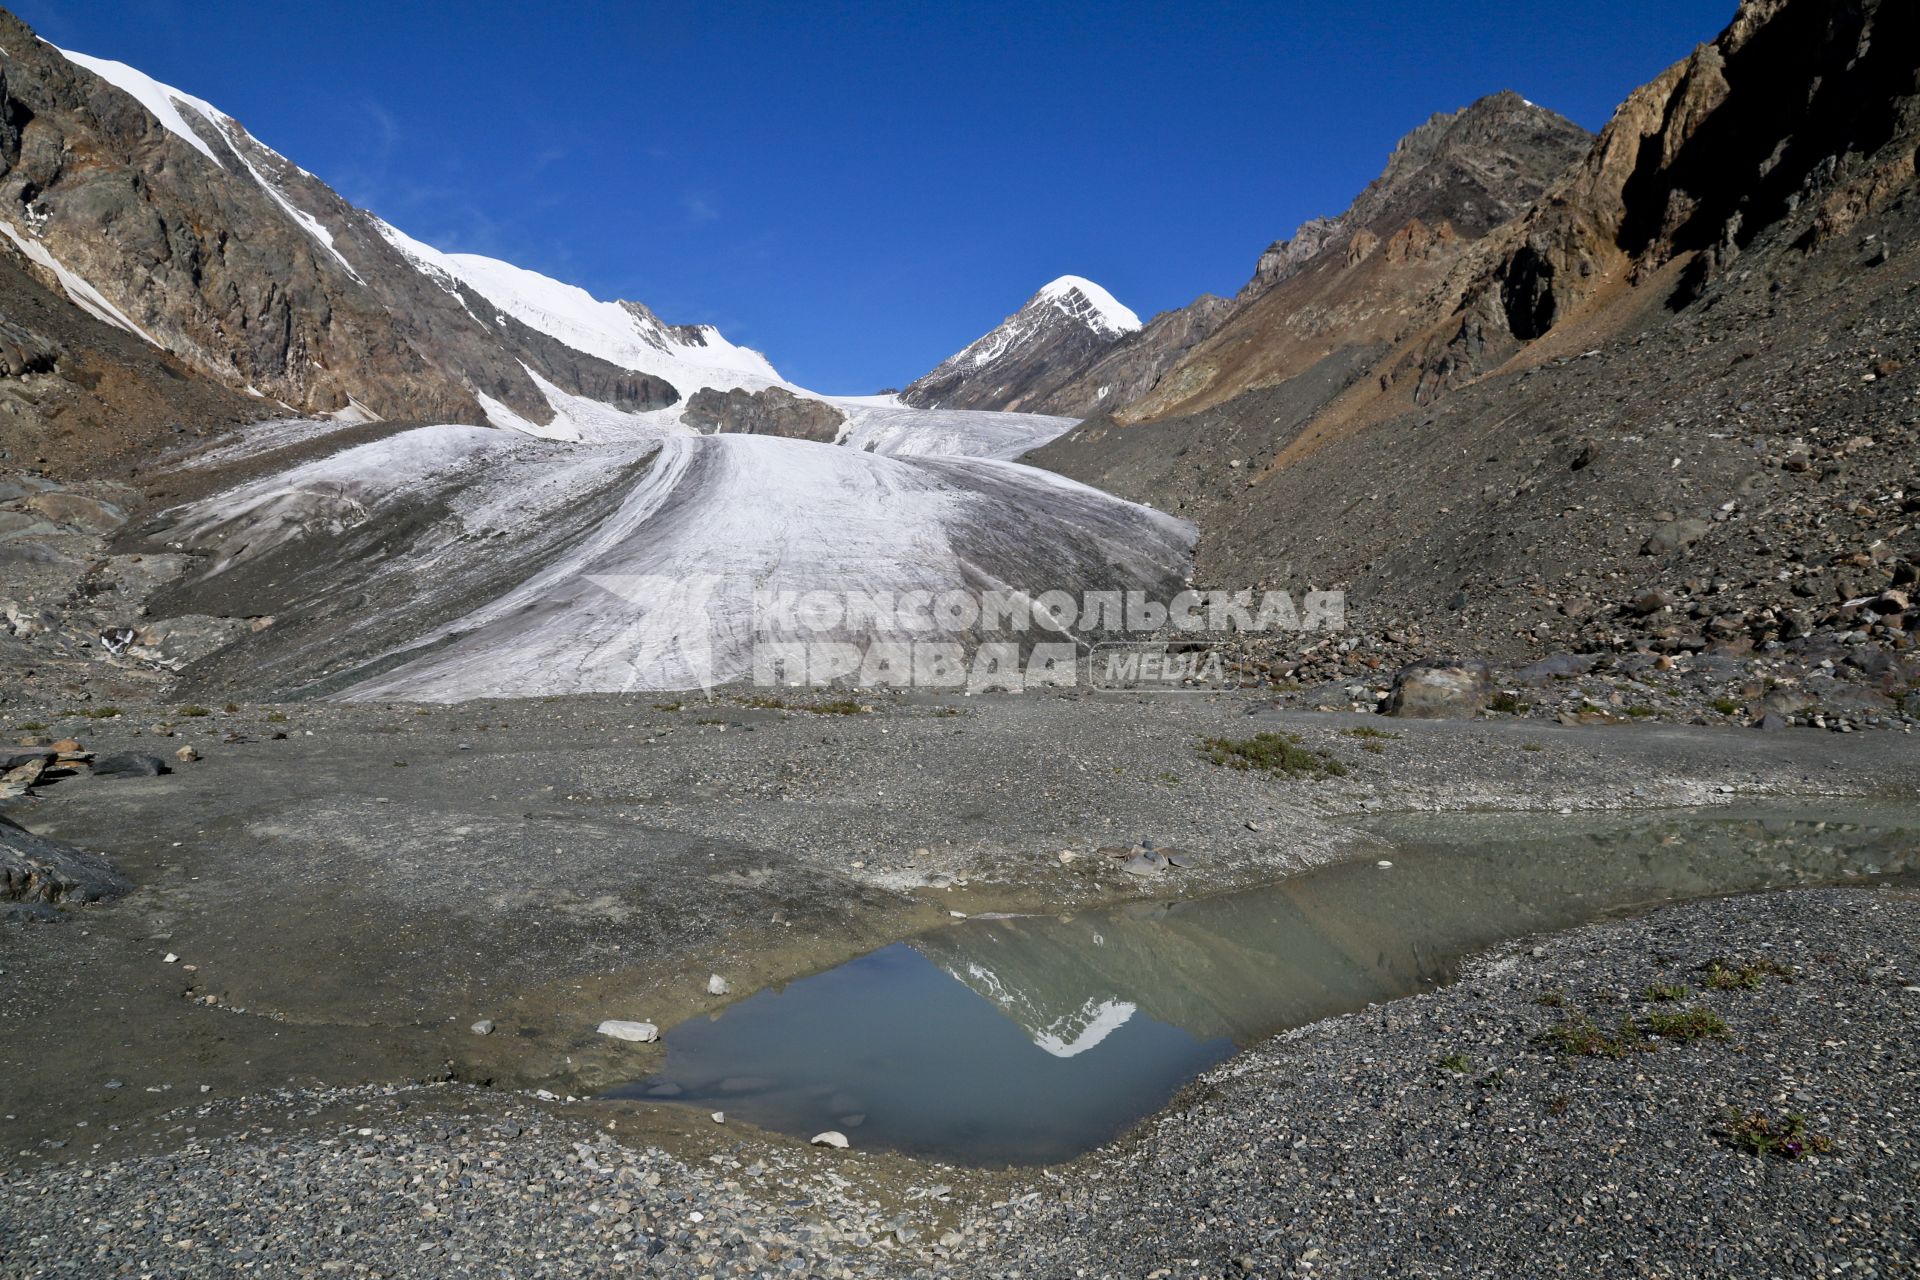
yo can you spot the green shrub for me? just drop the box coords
[1200,732,1348,779]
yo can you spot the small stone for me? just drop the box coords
[1377,860,1393,868]
[163,953,179,964]
[174,745,200,763]
[707,974,731,996]
[597,1020,659,1043]
[470,1019,495,1036]
[810,1130,850,1149]
[93,753,169,779]
[711,1111,725,1124]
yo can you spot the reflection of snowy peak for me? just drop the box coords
[946,958,1137,1059]
[901,276,1142,414]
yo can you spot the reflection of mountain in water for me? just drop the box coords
[914,809,1920,1052]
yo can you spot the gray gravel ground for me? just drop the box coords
[977,886,1920,1280]
[4,887,1914,1278]
[5,696,1920,1278]
[0,1086,956,1278]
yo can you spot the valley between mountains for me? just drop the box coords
[4,1,1920,1276]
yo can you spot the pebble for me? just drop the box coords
[707,974,731,996]
[809,1131,850,1149]
[596,1020,659,1043]
[470,1019,495,1035]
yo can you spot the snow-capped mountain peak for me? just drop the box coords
[1036,275,1142,335]
[900,274,1142,412]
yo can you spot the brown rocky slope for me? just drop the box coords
[1027,0,1920,720]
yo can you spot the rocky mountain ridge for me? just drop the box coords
[0,16,792,468]
[904,92,1590,424]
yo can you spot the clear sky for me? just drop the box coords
[18,0,1735,393]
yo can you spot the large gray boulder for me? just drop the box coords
[1382,659,1492,719]
[0,812,131,907]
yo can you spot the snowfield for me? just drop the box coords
[832,403,1079,461]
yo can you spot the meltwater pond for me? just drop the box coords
[607,804,1920,1165]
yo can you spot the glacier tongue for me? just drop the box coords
[152,427,1194,701]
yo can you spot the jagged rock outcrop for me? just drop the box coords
[901,275,1141,412]
[683,385,845,441]
[1108,92,1591,425]
[1234,91,1591,306]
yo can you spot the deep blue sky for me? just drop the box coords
[21,1,1734,393]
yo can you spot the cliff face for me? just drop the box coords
[1441,0,1920,377]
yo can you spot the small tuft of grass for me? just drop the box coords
[1200,731,1348,779]
[1343,726,1399,741]
[1538,1015,1647,1059]
[1722,1109,1832,1160]
[1642,983,1690,1003]
[1521,742,1545,753]
[811,698,867,716]
[736,693,868,716]
[176,705,212,718]
[67,706,123,719]
[1547,1094,1572,1117]
[1488,692,1531,715]
[1702,958,1792,991]
[1475,1069,1508,1090]
[1712,697,1742,715]
[651,700,685,713]
[1535,989,1566,1008]
[1623,705,1659,719]
[1436,1052,1471,1074]
[18,721,47,732]
[1645,1008,1729,1042]
[224,702,241,714]
[265,711,288,723]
